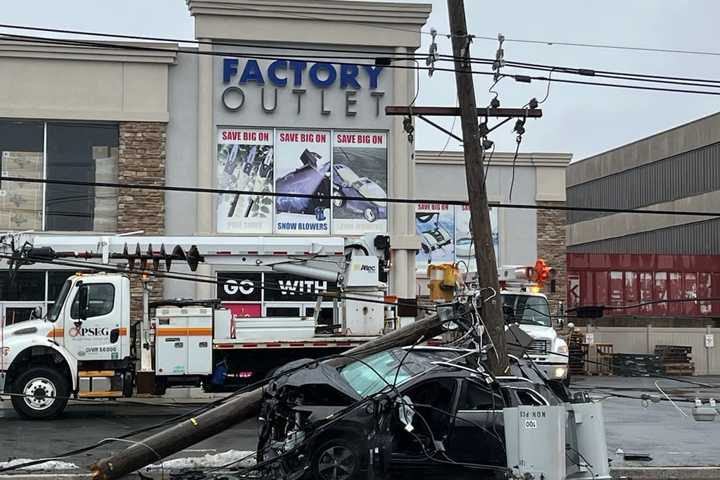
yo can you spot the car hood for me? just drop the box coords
[1,319,53,339]
[269,358,362,401]
[519,324,557,342]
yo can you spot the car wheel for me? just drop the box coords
[11,366,70,419]
[312,438,360,480]
[363,208,377,223]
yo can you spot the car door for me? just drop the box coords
[64,282,124,362]
[446,379,507,467]
[389,377,462,479]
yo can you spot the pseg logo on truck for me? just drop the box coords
[69,327,110,337]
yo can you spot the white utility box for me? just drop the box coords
[504,405,567,480]
[154,306,214,376]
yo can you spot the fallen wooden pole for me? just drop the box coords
[91,313,444,480]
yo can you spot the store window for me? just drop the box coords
[0,120,118,232]
[1,270,81,326]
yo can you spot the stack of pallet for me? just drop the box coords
[567,330,587,376]
[611,353,665,377]
[655,345,695,376]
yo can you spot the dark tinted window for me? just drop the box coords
[71,283,115,319]
[0,271,45,301]
[46,123,118,231]
[48,271,78,300]
[458,381,503,410]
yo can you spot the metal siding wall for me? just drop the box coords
[568,218,720,255]
[568,141,720,224]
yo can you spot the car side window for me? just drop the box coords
[71,284,115,319]
[458,381,503,411]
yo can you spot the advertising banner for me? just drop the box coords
[274,130,332,235]
[453,205,499,273]
[216,128,274,233]
[332,132,388,235]
[265,273,337,302]
[217,272,263,302]
[416,203,455,272]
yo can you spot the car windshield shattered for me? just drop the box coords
[339,348,456,397]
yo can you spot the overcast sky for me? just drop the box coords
[3,0,720,160]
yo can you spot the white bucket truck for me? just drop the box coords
[0,233,392,419]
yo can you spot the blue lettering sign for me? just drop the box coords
[363,66,384,90]
[340,64,361,89]
[239,59,265,85]
[309,63,337,88]
[223,58,239,83]
[222,58,384,89]
[289,61,307,87]
[268,59,288,87]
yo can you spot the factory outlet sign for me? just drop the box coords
[221,58,386,117]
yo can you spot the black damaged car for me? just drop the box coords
[256,347,568,480]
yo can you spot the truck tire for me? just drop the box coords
[11,366,70,420]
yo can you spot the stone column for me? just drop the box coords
[536,201,567,315]
[118,121,167,320]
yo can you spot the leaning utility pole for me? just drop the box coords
[447,0,508,375]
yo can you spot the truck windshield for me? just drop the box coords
[48,280,71,322]
[503,294,551,327]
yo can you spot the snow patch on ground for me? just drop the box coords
[0,459,79,471]
[145,450,256,471]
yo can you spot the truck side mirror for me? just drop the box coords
[77,285,89,320]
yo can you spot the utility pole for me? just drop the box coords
[447,0,508,375]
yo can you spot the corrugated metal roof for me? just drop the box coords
[568,218,720,255]
[568,141,720,224]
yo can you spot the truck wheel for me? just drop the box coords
[11,366,70,420]
[312,437,361,480]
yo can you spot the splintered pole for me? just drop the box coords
[91,313,446,480]
[447,0,508,375]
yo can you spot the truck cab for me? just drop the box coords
[500,289,569,382]
[1,272,133,418]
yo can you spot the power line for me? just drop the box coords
[4,31,720,98]
[9,22,720,91]
[3,175,720,218]
[472,33,720,59]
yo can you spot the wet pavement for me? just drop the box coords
[1,376,720,475]
[0,400,258,471]
[572,375,720,468]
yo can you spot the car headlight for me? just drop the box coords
[555,340,569,355]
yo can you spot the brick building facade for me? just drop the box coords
[118,122,168,320]
[536,201,567,314]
